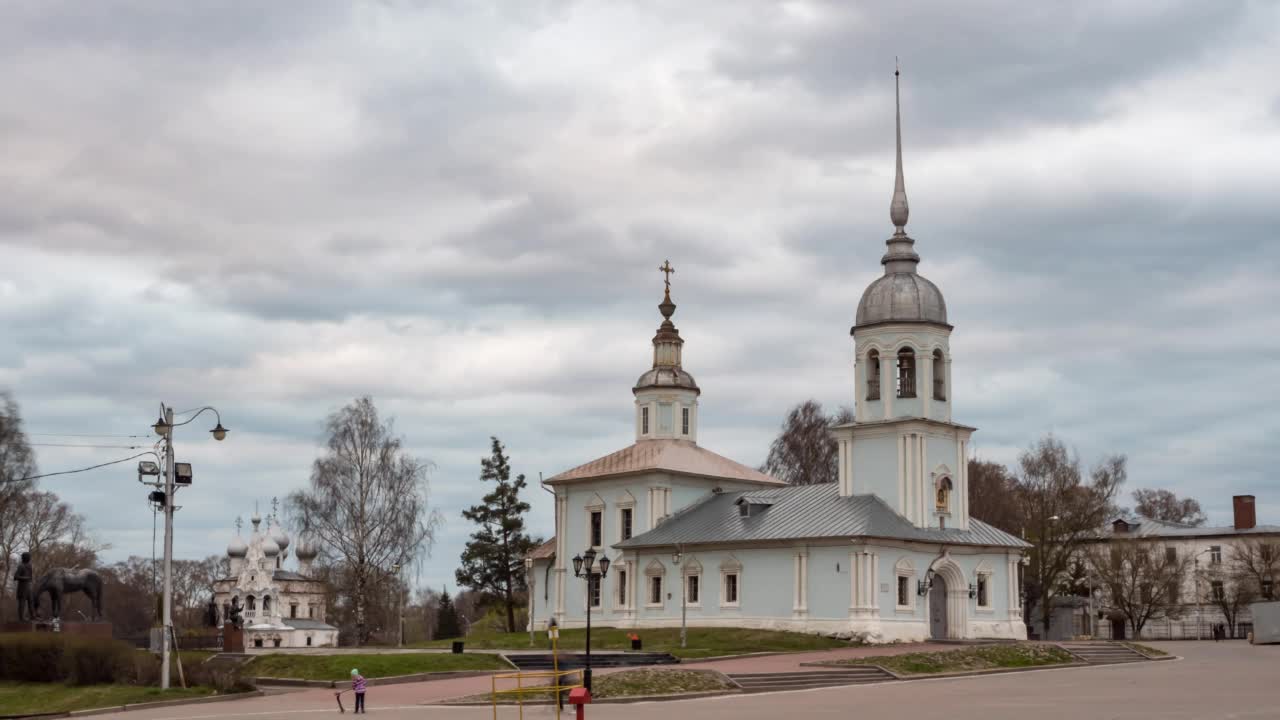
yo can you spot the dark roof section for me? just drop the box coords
[614,483,1029,550]
[1098,515,1280,540]
[282,618,338,631]
[272,569,317,582]
[527,538,557,561]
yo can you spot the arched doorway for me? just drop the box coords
[929,575,948,639]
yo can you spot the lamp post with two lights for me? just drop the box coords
[571,548,609,691]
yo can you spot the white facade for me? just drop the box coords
[527,74,1028,643]
[213,509,338,650]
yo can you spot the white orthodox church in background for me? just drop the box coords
[527,73,1029,642]
[214,503,338,649]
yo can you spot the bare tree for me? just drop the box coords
[0,392,37,619]
[1232,539,1280,600]
[1089,539,1189,637]
[1200,563,1255,637]
[761,400,854,485]
[288,397,442,645]
[1014,435,1125,637]
[1131,488,1206,526]
[967,458,1021,534]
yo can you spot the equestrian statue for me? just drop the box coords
[34,568,104,621]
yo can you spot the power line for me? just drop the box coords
[29,443,145,449]
[6,452,155,484]
[27,432,150,439]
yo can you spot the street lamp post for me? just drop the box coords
[152,404,227,690]
[392,563,403,648]
[571,548,609,691]
[672,548,687,649]
[524,557,535,648]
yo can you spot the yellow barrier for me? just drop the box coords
[490,668,584,720]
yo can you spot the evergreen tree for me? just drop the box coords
[435,588,461,639]
[456,437,538,633]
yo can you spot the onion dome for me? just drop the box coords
[261,535,280,558]
[227,534,248,559]
[854,66,949,330]
[295,537,319,562]
[633,265,700,395]
[269,519,291,553]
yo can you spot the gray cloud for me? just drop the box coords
[2,1,1279,588]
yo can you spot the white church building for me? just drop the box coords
[213,504,339,650]
[528,73,1028,643]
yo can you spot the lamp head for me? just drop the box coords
[582,547,597,573]
[572,554,584,577]
[598,554,611,578]
[672,551,682,565]
[153,416,170,436]
[211,423,229,441]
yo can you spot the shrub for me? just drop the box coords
[0,633,134,685]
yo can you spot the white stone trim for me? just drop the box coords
[793,549,809,616]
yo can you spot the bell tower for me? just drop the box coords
[632,260,700,443]
[832,66,974,531]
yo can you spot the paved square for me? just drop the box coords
[99,642,1278,720]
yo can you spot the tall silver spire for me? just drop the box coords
[881,61,920,274]
[890,61,909,232]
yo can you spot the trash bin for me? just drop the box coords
[451,641,464,654]
[631,638,642,651]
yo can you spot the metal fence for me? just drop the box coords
[1094,620,1254,641]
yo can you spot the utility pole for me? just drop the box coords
[160,406,175,690]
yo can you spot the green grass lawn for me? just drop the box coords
[459,668,734,704]
[243,652,511,681]
[0,682,221,714]
[1122,642,1169,657]
[834,644,1075,675]
[417,627,852,659]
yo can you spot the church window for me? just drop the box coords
[306,636,313,647]
[658,403,673,434]
[262,596,271,615]
[246,595,256,612]
[590,511,603,547]
[932,350,946,400]
[273,637,282,648]
[896,576,910,608]
[648,576,663,606]
[935,477,952,512]
[642,407,649,435]
[255,638,263,648]
[866,351,881,400]
[620,508,633,541]
[896,348,916,398]
[617,569,629,607]
[588,573,602,608]
[309,606,315,619]
[681,407,690,435]
[977,574,990,608]
[290,604,298,619]
[686,574,700,605]
[723,573,739,606]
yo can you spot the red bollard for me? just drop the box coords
[568,687,592,720]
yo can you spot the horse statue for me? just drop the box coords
[34,568,104,621]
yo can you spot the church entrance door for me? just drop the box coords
[929,576,948,639]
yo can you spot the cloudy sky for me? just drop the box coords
[2,1,1278,591]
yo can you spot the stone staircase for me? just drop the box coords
[727,666,895,693]
[1058,642,1150,664]
[504,652,679,671]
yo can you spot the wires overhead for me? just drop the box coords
[27,432,151,439]
[29,443,147,450]
[6,452,156,485]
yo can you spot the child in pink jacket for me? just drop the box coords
[350,668,367,713]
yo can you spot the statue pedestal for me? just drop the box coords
[222,626,244,653]
[0,621,112,637]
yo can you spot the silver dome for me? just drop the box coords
[261,535,280,557]
[227,535,248,558]
[295,537,319,561]
[269,521,290,552]
[634,367,700,393]
[855,272,948,327]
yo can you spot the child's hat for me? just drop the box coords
[351,668,359,676]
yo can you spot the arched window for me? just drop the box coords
[246,595,256,611]
[262,595,271,615]
[935,477,953,511]
[932,350,946,400]
[896,348,916,398]
[866,350,881,400]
